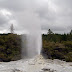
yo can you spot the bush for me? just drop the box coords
[0,34,21,62]
[65,52,72,62]
[42,41,72,62]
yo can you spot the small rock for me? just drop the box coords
[42,68,50,71]
[42,68,56,72]
[12,69,22,72]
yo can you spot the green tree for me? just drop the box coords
[70,30,72,35]
[47,29,53,34]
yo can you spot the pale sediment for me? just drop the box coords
[0,55,72,72]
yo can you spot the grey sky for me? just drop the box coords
[0,0,72,34]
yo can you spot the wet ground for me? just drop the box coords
[0,55,72,72]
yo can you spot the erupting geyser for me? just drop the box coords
[21,11,42,58]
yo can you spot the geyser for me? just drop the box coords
[21,11,42,58]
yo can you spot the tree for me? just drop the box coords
[47,29,53,34]
[70,30,72,35]
[10,24,14,34]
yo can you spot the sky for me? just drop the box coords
[0,0,72,34]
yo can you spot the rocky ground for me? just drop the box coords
[0,55,72,72]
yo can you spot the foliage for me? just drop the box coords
[42,29,72,62]
[0,34,21,62]
[0,29,72,62]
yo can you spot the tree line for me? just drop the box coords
[0,29,72,62]
[42,29,72,62]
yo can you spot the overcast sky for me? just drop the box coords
[0,0,72,34]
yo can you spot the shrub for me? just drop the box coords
[65,52,72,62]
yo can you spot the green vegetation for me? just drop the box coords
[0,33,21,62]
[42,29,72,62]
[0,29,72,62]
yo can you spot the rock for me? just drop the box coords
[42,68,56,72]
[12,69,22,72]
[0,55,72,72]
[42,68,50,71]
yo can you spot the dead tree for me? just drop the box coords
[10,24,14,34]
